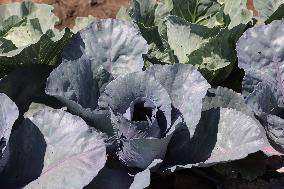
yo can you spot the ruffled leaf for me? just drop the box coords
[99,72,172,132]
[99,72,173,168]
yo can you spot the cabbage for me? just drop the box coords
[237,18,284,154]
[116,0,253,84]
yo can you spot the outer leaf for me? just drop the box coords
[244,81,284,153]
[0,1,60,52]
[187,28,235,83]
[258,113,284,153]
[169,0,222,25]
[218,0,253,29]
[253,0,284,23]
[154,0,173,35]
[129,159,162,189]
[0,93,18,173]
[205,108,266,164]
[202,87,251,114]
[84,159,135,189]
[116,6,132,21]
[162,108,267,172]
[166,16,220,63]
[129,0,157,27]
[145,42,176,65]
[0,29,72,78]
[0,117,46,188]
[245,81,281,114]
[0,65,57,116]
[0,2,72,77]
[237,19,284,100]
[46,58,113,134]
[22,104,106,189]
[72,15,96,33]
[61,19,148,78]
[265,4,284,24]
[146,64,210,137]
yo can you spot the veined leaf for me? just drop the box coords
[0,2,72,77]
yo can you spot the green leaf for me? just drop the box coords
[0,2,73,77]
[170,0,222,25]
[166,16,220,63]
[218,0,253,29]
[129,0,157,27]
[72,15,96,33]
[116,6,132,21]
[145,42,176,66]
[187,28,235,83]
[254,0,284,23]
[154,0,174,35]
[266,4,284,24]
[0,29,72,78]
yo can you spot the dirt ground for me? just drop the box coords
[0,0,129,29]
[0,0,257,29]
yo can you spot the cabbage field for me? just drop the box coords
[1,0,284,189]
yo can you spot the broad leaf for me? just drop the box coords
[129,0,157,27]
[162,108,267,172]
[170,0,222,25]
[245,81,284,153]
[0,2,72,77]
[237,19,284,100]
[61,19,148,78]
[253,0,284,23]
[72,15,96,33]
[0,65,58,117]
[186,28,235,83]
[166,16,220,63]
[202,87,251,114]
[146,64,210,137]
[218,0,253,29]
[0,103,106,189]
[0,93,18,173]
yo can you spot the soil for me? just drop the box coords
[0,0,129,29]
